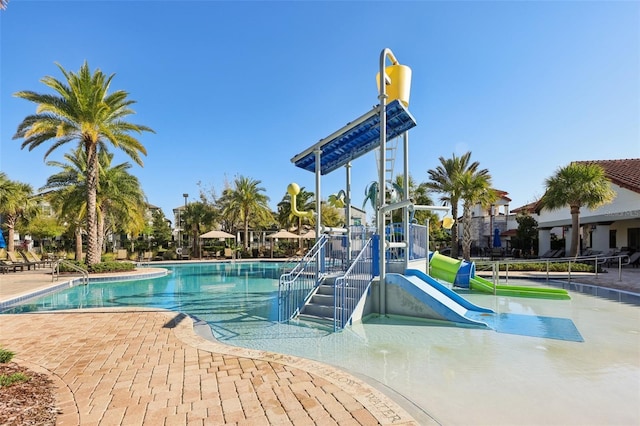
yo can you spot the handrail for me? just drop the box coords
[474,253,631,284]
[52,259,89,285]
[278,235,329,322]
[333,238,374,331]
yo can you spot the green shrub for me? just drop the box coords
[58,260,136,273]
[163,249,177,260]
[0,372,30,387]
[101,252,116,262]
[0,347,15,363]
[88,262,135,273]
[497,262,595,273]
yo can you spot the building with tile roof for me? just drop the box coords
[528,158,640,256]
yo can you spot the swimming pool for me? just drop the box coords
[3,261,639,425]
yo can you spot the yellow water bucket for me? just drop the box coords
[376,64,412,107]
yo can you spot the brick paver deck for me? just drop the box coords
[0,308,422,425]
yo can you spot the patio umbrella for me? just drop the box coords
[200,230,236,239]
[267,230,302,239]
[302,229,316,239]
[267,230,301,258]
[493,228,502,248]
[0,232,5,249]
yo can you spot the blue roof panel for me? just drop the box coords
[291,100,417,175]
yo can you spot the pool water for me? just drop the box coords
[4,262,639,425]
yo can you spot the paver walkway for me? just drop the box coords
[1,309,422,425]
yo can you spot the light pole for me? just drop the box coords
[182,193,188,250]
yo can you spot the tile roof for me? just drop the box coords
[575,158,640,194]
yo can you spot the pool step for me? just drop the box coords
[298,282,359,323]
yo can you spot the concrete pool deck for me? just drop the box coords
[1,265,639,425]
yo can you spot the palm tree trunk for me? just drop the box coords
[462,204,473,261]
[85,143,100,265]
[6,215,16,252]
[451,204,459,258]
[570,206,581,257]
[74,226,83,261]
[97,209,105,257]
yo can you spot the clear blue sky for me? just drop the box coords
[2,0,639,223]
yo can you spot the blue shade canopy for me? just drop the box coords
[291,100,417,175]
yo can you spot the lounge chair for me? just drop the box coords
[0,260,24,272]
[625,252,640,268]
[116,249,128,261]
[7,251,35,270]
[21,250,50,268]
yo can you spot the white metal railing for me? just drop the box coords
[333,238,374,331]
[278,235,328,322]
[474,253,632,284]
[52,259,89,285]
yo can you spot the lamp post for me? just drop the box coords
[182,193,188,250]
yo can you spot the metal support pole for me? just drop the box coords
[403,131,409,271]
[314,148,322,277]
[345,162,352,264]
[378,48,398,316]
[425,217,430,275]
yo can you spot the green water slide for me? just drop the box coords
[429,252,570,300]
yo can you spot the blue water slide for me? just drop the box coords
[405,269,493,313]
[385,272,494,328]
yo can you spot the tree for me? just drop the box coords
[458,168,495,261]
[182,201,217,258]
[427,152,482,259]
[540,162,615,257]
[13,62,154,265]
[223,176,272,250]
[23,215,66,253]
[151,210,172,248]
[515,213,538,256]
[0,174,37,252]
[42,147,146,259]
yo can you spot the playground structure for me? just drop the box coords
[283,48,571,333]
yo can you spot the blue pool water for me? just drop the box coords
[3,262,639,425]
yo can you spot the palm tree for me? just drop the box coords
[458,169,495,261]
[13,62,154,265]
[97,151,147,252]
[426,152,481,258]
[0,1,9,11]
[182,201,217,258]
[223,176,272,250]
[0,174,37,253]
[540,162,615,257]
[42,147,147,259]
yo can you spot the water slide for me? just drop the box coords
[428,251,570,300]
[385,269,494,327]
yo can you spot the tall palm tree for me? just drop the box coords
[426,152,481,258]
[223,176,272,250]
[458,169,495,261]
[13,62,154,264]
[0,1,9,11]
[540,162,615,257]
[0,174,37,253]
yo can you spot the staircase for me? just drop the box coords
[297,275,362,326]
